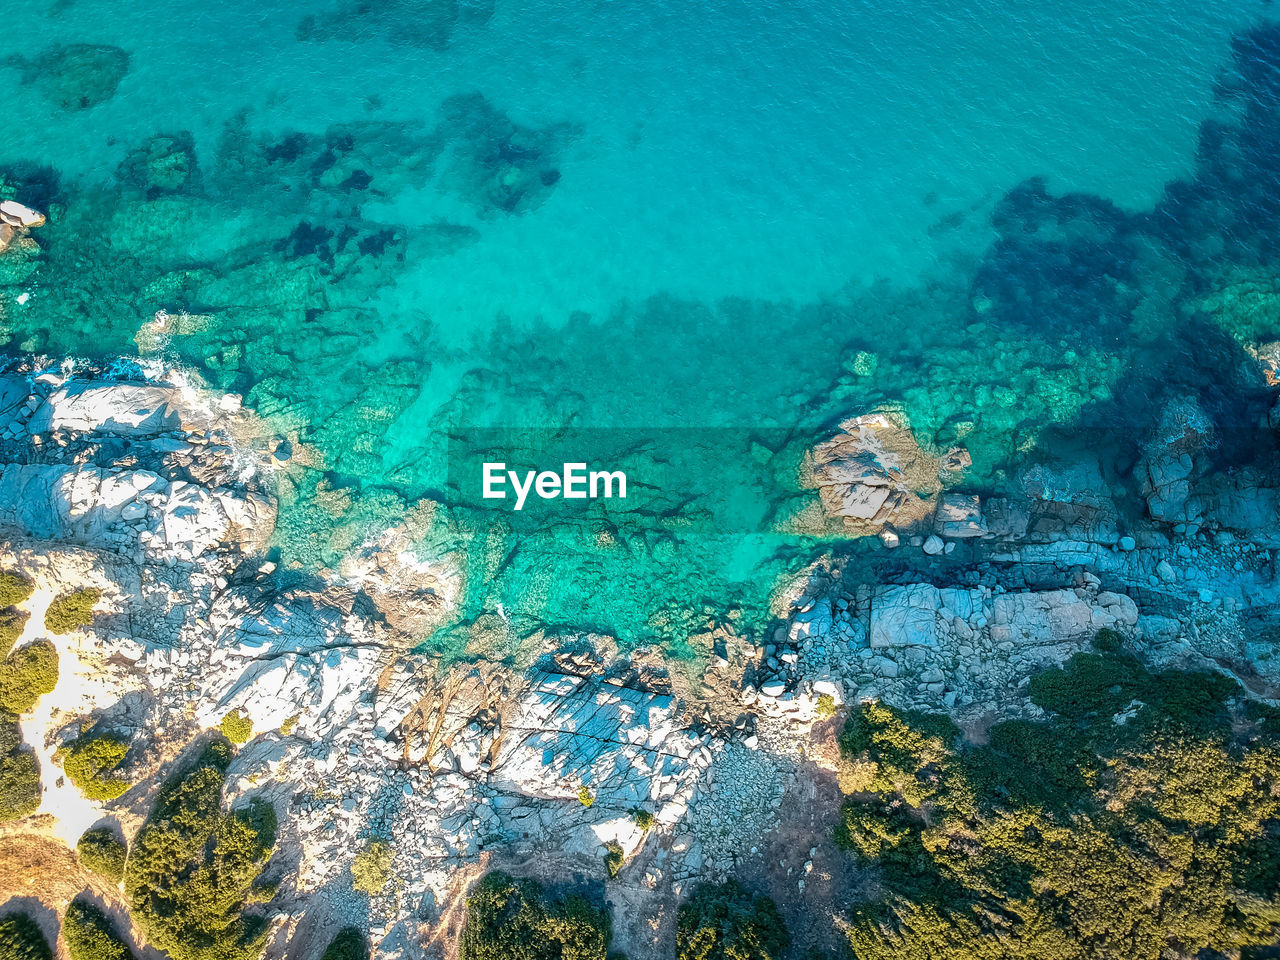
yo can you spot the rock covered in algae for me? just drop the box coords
[117,133,198,194]
[5,43,130,111]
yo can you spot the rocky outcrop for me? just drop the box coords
[809,411,967,533]
[0,361,275,562]
[493,672,715,817]
[179,584,389,738]
[0,199,44,284]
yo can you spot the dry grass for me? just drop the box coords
[0,826,87,905]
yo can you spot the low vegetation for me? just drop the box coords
[0,571,34,609]
[0,711,40,821]
[631,807,655,831]
[459,871,612,960]
[815,693,837,720]
[124,738,276,960]
[77,826,127,882]
[319,927,368,960]
[351,840,392,896]
[577,786,594,807]
[63,897,137,960]
[220,710,253,744]
[603,840,624,878]
[0,640,58,714]
[836,633,1280,958]
[675,879,789,960]
[0,608,28,659]
[0,912,52,960]
[58,732,131,801]
[44,588,100,635]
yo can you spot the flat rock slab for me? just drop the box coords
[28,382,186,436]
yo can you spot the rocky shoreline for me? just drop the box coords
[0,354,1277,958]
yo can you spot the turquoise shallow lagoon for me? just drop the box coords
[0,0,1277,652]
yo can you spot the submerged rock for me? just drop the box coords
[6,43,131,111]
[117,133,198,194]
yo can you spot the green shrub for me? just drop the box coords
[0,641,58,714]
[603,840,624,879]
[1150,668,1237,732]
[62,897,136,960]
[124,738,275,960]
[577,786,594,808]
[815,693,837,720]
[352,840,392,896]
[676,880,789,960]
[0,608,28,660]
[835,800,913,860]
[1091,627,1123,652]
[279,713,300,737]
[0,712,40,821]
[77,826,127,881]
[631,807,655,831]
[963,718,1098,809]
[836,658,1280,960]
[0,912,52,960]
[58,733,131,801]
[319,927,368,960]
[837,702,958,806]
[459,871,611,960]
[1030,649,1236,734]
[44,589,99,634]
[0,572,34,609]
[220,710,254,744]
[1028,650,1149,720]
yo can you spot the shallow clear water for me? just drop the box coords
[0,0,1276,651]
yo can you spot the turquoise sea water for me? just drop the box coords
[0,0,1277,653]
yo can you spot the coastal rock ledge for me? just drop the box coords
[0,357,1278,960]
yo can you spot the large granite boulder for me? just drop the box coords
[810,411,966,533]
[1141,399,1213,529]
